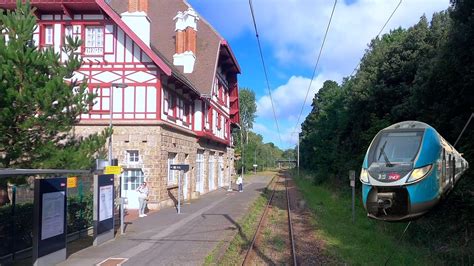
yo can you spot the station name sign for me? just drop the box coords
[169,164,189,171]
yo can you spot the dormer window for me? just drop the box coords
[85,26,104,55]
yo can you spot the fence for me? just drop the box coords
[0,175,94,260]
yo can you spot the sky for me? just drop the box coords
[187,0,450,149]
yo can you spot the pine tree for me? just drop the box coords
[0,1,109,204]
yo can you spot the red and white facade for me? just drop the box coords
[0,0,241,209]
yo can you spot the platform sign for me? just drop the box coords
[170,164,189,171]
[67,176,77,188]
[104,166,121,175]
[349,170,356,187]
[170,164,189,214]
[33,177,67,266]
[349,170,356,224]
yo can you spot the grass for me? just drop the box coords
[293,176,437,265]
[271,235,285,252]
[203,188,270,265]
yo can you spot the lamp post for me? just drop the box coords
[110,83,127,235]
[109,83,128,165]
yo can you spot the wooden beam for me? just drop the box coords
[61,4,73,18]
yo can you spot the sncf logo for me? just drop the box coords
[388,173,401,181]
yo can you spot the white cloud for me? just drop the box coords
[250,0,449,73]
[192,0,450,74]
[256,72,341,120]
[253,121,299,148]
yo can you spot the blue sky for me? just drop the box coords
[187,0,450,149]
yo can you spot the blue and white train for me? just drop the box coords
[360,121,469,221]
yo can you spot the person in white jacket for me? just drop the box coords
[137,181,149,217]
[236,175,243,192]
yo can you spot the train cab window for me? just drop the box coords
[371,131,423,164]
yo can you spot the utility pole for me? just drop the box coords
[241,128,244,177]
[254,147,257,174]
[297,134,300,178]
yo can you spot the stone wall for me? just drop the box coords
[74,124,235,211]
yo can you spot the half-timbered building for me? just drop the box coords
[0,0,240,210]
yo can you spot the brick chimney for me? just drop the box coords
[121,0,151,47]
[173,8,199,73]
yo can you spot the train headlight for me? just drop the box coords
[360,168,370,184]
[407,164,432,183]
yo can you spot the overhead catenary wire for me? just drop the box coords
[350,0,403,77]
[291,0,338,142]
[249,0,282,146]
[292,0,403,145]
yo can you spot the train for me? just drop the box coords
[360,121,469,221]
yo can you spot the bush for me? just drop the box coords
[67,193,93,233]
[0,203,34,257]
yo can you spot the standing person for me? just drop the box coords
[137,181,149,217]
[236,175,243,192]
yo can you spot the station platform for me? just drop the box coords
[58,174,272,266]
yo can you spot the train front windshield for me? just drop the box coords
[371,131,424,165]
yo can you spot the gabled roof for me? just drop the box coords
[96,0,171,76]
[107,0,240,96]
[0,0,172,76]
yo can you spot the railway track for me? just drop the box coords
[242,174,297,265]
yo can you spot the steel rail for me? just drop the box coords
[242,175,278,265]
[286,178,297,265]
[242,174,298,265]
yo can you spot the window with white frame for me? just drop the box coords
[178,98,184,120]
[214,111,218,131]
[167,153,177,185]
[44,25,54,46]
[163,90,169,114]
[196,150,204,184]
[224,119,228,138]
[127,150,140,163]
[208,152,215,190]
[184,104,190,124]
[217,113,222,130]
[122,169,144,191]
[85,26,104,55]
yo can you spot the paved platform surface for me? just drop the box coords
[59,175,272,266]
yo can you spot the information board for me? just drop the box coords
[96,174,114,235]
[33,178,67,263]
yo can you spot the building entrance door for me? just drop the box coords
[196,151,204,193]
[183,171,189,200]
[121,169,144,209]
[209,153,215,191]
[218,156,224,187]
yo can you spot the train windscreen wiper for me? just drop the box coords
[378,140,394,167]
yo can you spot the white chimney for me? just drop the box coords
[173,8,199,73]
[121,0,150,47]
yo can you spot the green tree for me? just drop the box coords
[238,88,257,144]
[0,1,109,204]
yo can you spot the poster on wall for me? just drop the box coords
[41,191,65,240]
[99,185,113,221]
